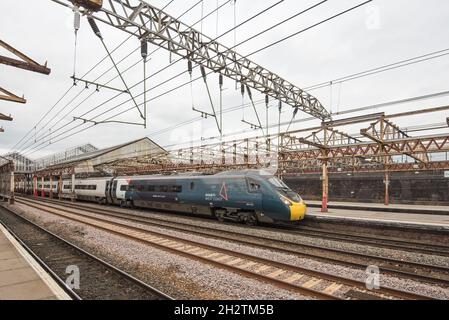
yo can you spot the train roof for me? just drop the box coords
[65,170,277,181]
[115,170,276,181]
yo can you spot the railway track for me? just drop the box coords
[27,196,449,257]
[0,205,173,300]
[288,225,449,257]
[12,196,438,300]
[19,196,449,287]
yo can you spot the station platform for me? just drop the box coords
[0,224,71,300]
[306,200,449,215]
[306,205,449,230]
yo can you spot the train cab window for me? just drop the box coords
[120,185,129,191]
[247,179,261,192]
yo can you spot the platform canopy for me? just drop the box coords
[36,137,168,176]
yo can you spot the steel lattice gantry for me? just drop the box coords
[93,130,449,176]
[56,0,331,121]
[90,110,449,176]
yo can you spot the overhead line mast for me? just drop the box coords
[59,0,331,121]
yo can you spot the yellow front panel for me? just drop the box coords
[290,201,307,221]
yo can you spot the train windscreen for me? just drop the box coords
[268,177,289,189]
[268,177,302,202]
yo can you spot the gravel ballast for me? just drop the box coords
[7,201,449,300]
[7,203,309,300]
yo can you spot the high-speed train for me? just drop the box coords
[38,170,307,225]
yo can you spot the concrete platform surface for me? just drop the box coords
[0,223,71,300]
[307,206,449,229]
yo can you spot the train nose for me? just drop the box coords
[290,201,307,221]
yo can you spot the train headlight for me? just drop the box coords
[280,196,292,207]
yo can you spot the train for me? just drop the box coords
[37,170,307,225]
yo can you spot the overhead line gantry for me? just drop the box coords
[54,0,331,121]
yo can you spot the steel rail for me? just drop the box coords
[20,196,449,287]
[287,225,449,257]
[14,198,344,300]
[0,204,173,300]
[31,195,449,255]
[0,217,81,300]
[16,197,439,300]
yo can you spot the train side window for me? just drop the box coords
[190,182,195,190]
[247,179,261,193]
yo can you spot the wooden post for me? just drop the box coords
[322,162,329,213]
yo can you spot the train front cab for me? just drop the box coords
[279,194,307,222]
[259,175,307,224]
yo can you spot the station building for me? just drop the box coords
[0,137,168,199]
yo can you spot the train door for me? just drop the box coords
[111,179,118,204]
[115,179,128,202]
[106,178,114,204]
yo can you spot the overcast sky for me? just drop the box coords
[1,0,449,159]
